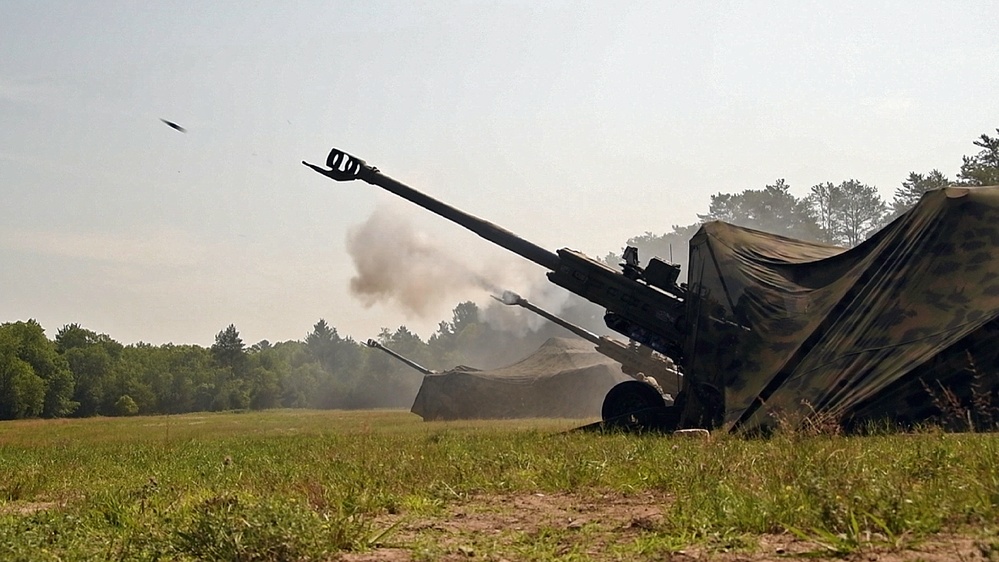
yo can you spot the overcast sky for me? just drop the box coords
[2,1,997,347]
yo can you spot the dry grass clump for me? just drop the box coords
[922,351,999,432]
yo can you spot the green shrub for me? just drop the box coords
[113,395,139,416]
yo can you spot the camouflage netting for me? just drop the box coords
[411,337,630,420]
[685,186,999,432]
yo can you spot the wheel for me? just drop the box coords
[601,380,668,428]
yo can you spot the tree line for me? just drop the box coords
[0,300,601,420]
[2,129,997,420]
[605,128,999,272]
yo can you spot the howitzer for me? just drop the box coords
[493,291,682,398]
[364,339,440,375]
[305,148,713,430]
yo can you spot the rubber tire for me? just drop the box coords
[601,380,668,428]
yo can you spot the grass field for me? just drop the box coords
[2,409,999,561]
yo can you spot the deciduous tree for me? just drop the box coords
[0,327,46,419]
[0,320,77,417]
[64,344,113,416]
[807,180,887,247]
[699,179,820,241]
[834,180,888,247]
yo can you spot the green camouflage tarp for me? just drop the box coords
[684,186,999,432]
[411,337,630,420]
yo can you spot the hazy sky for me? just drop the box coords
[2,1,997,347]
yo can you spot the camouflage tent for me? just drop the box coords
[411,337,630,421]
[685,186,999,432]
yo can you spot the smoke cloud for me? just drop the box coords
[346,204,610,340]
[346,205,531,317]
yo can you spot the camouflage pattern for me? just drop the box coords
[411,337,630,421]
[683,186,999,432]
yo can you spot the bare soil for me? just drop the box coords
[0,500,64,516]
[340,491,994,561]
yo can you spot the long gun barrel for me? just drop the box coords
[304,151,559,271]
[305,148,689,364]
[365,339,439,376]
[493,291,603,344]
[493,291,681,395]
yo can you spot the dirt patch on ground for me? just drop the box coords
[0,500,64,516]
[339,491,995,561]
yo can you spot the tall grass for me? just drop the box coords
[1,410,997,560]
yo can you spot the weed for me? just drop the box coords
[922,351,999,432]
[172,493,369,561]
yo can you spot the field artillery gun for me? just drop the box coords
[364,339,441,375]
[305,148,722,430]
[493,290,683,415]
